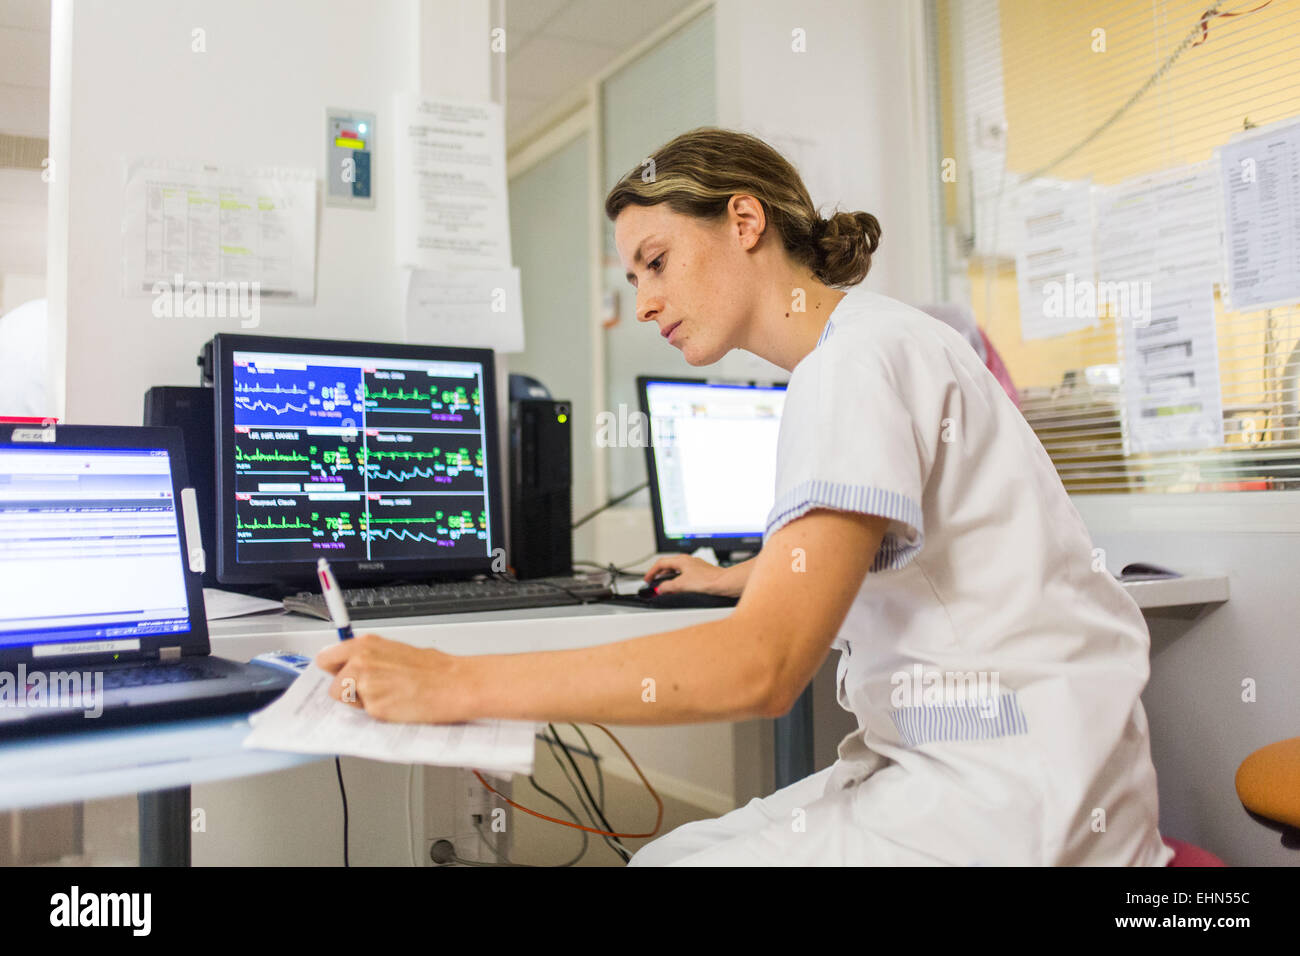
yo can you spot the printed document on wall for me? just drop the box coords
[1014,179,1098,340]
[1120,284,1224,454]
[404,266,524,353]
[395,94,511,271]
[1096,160,1223,291]
[1218,118,1300,311]
[122,159,316,303]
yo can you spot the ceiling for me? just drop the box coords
[504,0,698,147]
[0,0,700,155]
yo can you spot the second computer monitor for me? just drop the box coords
[638,376,786,561]
[211,333,504,587]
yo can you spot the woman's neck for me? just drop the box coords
[740,273,847,373]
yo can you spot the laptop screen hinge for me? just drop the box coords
[159,647,182,661]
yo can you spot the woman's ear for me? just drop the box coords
[728,194,767,252]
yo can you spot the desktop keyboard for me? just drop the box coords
[281,573,615,621]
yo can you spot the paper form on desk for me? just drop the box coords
[243,665,536,779]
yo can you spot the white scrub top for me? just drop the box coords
[764,284,1172,866]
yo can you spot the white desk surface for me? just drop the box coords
[1118,574,1229,609]
[0,715,322,812]
[0,575,1228,812]
[206,599,728,660]
[0,602,727,813]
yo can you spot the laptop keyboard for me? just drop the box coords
[100,663,226,690]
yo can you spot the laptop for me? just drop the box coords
[0,423,295,737]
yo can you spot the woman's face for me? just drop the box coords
[614,202,756,366]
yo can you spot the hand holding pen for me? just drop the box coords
[317,557,353,641]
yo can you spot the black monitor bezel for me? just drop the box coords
[636,374,787,559]
[0,423,210,668]
[212,333,504,588]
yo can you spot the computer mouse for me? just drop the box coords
[633,570,736,609]
[1118,562,1181,580]
[638,569,681,598]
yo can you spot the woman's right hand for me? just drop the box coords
[641,555,745,598]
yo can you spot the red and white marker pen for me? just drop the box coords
[317,557,354,641]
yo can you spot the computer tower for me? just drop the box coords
[509,396,572,579]
[143,385,217,586]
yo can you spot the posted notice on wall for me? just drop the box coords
[1218,117,1300,312]
[121,159,317,302]
[1096,160,1224,291]
[1120,284,1224,455]
[1014,178,1098,340]
[404,266,524,353]
[395,94,512,271]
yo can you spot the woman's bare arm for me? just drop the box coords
[315,509,889,726]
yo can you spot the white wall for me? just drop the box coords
[714,0,938,305]
[47,0,499,425]
[1075,493,1300,867]
[0,0,50,320]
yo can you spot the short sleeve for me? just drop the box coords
[765,339,929,572]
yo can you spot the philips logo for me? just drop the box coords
[50,886,151,936]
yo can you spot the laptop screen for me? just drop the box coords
[0,446,192,655]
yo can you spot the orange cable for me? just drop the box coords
[472,722,665,839]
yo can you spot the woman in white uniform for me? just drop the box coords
[317,127,1173,866]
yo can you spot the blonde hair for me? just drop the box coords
[604,126,881,288]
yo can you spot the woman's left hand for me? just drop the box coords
[314,633,467,724]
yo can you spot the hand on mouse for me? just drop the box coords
[641,555,738,597]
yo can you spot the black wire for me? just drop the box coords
[548,723,630,862]
[452,778,592,868]
[335,756,349,867]
[570,481,649,530]
[569,723,605,814]
[573,552,658,578]
[526,773,590,866]
[540,729,627,863]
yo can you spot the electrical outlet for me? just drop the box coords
[450,769,509,864]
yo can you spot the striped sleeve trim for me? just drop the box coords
[764,479,924,572]
[889,691,1030,748]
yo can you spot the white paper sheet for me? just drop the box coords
[1014,178,1099,340]
[243,664,536,778]
[122,159,317,303]
[1120,284,1224,454]
[1218,117,1300,311]
[394,95,511,271]
[404,266,524,352]
[202,587,286,621]
[1096,160,1224,294]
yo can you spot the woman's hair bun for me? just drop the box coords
[812,211,881,287]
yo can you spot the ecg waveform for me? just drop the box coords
[361,434,484,492]
[235,447,309,463]
[236,514,311,530]
[235,382,308,396]
[233,362,363,429]
[361,371,484,429]
[236,397,309,416]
